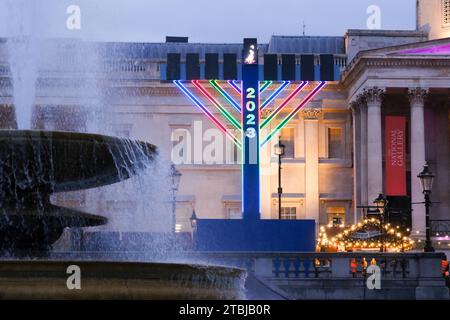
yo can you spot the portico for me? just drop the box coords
[343,37,450,236]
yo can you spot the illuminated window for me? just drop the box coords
[443,0,450,27]
[280,207,297,220]
[175,203,196,232]
[280,127,295,158]
[175,224,183,233]
[328,127,343,159]
[327,207,345,226]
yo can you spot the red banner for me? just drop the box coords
[385,116,407,196]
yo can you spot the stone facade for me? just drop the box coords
[345,29,427,62]
[342,38,450,236]
[0,4,449,241]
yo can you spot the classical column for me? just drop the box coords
[359,96,369,208]
[303,107,321,223]
[350,99,362,223]
[364,87,385,203]
[408,87,429,236]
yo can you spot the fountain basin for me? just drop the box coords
[0,205,107,254]
[0,260,246,300]
[0,130,157,254]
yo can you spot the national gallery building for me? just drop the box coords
[0,0,449,243]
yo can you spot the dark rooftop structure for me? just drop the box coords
[267,35,345,54]
[96,35,346,60]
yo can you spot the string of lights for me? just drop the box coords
[317,218,415,252]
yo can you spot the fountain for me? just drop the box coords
[0,0,245,300]
[0,130,154,255]
[0,129,245,299]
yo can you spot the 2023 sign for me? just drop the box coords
[245,87,257,139]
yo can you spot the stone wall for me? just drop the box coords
[345,29,427,63]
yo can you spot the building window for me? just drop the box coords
[328,127,343,159]
[280,207,297,220]
[175,204,194,233]
[227,207,242,219]
[327,206,345,226]
[280,127,295,158]
[443,0,450,27]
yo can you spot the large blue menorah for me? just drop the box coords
[170,39,331,251]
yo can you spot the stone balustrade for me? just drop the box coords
[193,251,449,300]
[334,54,348,71]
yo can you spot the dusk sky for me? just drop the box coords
[0,0,417,43]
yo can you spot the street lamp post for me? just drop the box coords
[170,164,182,233]
[274,139,286,220]
[190,209,198,244]
[374,193,388,252]
[418,163,435,253]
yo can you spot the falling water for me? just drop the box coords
[6,0,40,129]
[78,149,177,260]
[3,0,175,258]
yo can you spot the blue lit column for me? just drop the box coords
[242,39,260,221]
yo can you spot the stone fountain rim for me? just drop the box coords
[0,129,156,148]
[0,129,157,193]
[0,260,247,299]
[0,259,246,277]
